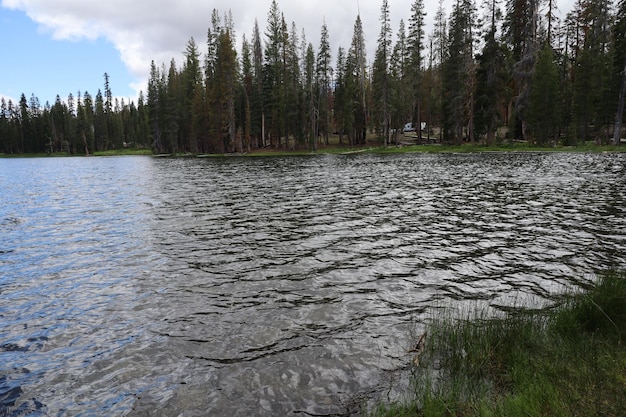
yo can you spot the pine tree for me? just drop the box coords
[504,0,537,140]
[165,59,180,154]
[613,0,626,144]
[264,0,285,147]
[213,26,238,152]
[317,21,332,147]
[241,34,253,152]
[442,0,476,144]
[182,37,202,153]
[103,72,114,147]
[390,20,409,144]
[347,15,368,145]
[82,91,96,153]
[0,98,8,153]
[136,92,149,149]
[527,44,561,144]
[147,61,164,153]
[372,0,393,146]
[284,21,301,150]
[334,46,350,145]
[252,20,265,148]
[408,0,426,140]
[474,0,508,145]
[572,0,613,143]
[94,89,107,151]
[304,42,317,151]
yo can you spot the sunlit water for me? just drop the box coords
[1,153,625,416]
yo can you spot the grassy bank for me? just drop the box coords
[1,141,623,158]
[373,272,626,417]
[232,141,625,156]
[0,148,153,158]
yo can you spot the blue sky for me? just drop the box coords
[0,7,136,106]
[1,0,575,108]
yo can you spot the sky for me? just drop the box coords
[0,0,575,107]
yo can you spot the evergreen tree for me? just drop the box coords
[527,44,561,144]
[0,98,20,153]
[182,37,202,152]
[442,0,476,143]
[474,0,508,145]
[508,0,538,141]
[390,20,410,144]
[241,34,254,152]
[284,21,301,150]
[213,26,238,152]
[432,0,448,67]
[147,61,164,153]
[136,92,150,149]
[304,42,317,151]
[264,0,285,147]
[65,93,77,153]
[613,0,626,144]
[317,21,332,146]
[82,91,96,153]
[408,0,426,140]
[372,0,393,146]
[0,98,8,153]
[429,0,448,141]
[252,20,265,148]
[103,72,115,147]
[333,46,350,145]
[347,15,368,145]
[572,0,613,143]
[94,89,107,151]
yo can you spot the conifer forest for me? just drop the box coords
[1,0,625,155]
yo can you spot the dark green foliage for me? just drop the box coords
[612,0,626,144]
[571,0,613,144]
[554,272,626,342]
[442,0,475,144]
[474,6,509,145]
[527,44,561,145]
[372,0,392,146]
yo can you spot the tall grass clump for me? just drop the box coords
[372,271,626,417]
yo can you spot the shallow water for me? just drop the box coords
[1,152,625,415]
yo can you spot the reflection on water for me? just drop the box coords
[1,153,625,415]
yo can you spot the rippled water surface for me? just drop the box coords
[1,153,625,416]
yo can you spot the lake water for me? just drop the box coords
[1,152,625,416]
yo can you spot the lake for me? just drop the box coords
[1,152,625,416]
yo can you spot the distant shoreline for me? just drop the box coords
[1,143,624,159]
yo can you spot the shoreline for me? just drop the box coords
[2,143,623,159]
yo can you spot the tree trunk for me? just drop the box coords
[613,56,626,146]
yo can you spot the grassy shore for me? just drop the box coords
[372,271,626,417]
[0,148,153,158]
[220,141,625,156]
[1,140,623,158]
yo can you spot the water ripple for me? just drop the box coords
[1,153,625,415]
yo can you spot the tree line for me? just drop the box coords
[1,0,625,155]
[0,73,150,155]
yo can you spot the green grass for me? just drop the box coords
[239,141,625,156]
[369,142,626,154]
[92,148,153,156]
[0,148,153,158]
[373,272,626,417]
[2,141,623,158]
